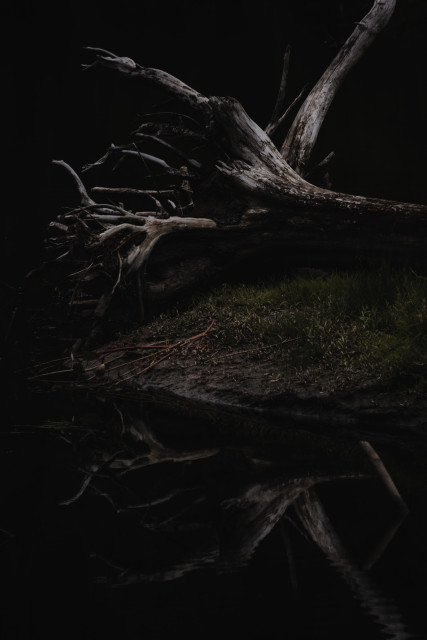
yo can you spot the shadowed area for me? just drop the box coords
[1,386,425,639]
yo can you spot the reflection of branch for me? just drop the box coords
[359,440,408,513]
[279,520,299,595]
[359,440,409,569]
[109,415,220,474]
[106,548,220,585]
[91,471,368,586]
[293,443,411,640]
[58,464,99,505]
[219,472,367,571]
[297,488,410,639]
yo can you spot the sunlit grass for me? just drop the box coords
[140,265,427,391]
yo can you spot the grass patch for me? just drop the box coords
[136,265,427,392]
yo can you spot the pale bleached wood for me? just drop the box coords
[282,0,397,173]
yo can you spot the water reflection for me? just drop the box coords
[1,388,423,639]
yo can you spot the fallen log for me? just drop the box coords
[43,0,427,350]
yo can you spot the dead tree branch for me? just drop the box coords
[282,0,397,173]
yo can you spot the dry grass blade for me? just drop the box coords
[26,320,215,387]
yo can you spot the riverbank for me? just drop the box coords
[6,264,427,640]
[21,265,427,438]
[48,265,426,437]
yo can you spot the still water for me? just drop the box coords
[1,385,426,639]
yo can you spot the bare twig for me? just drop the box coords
[266,84,308,140]
[265,44,291,135]
[52,159,95,207]
[27,321,216,388]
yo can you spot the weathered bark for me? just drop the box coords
[282,0,398,172]
[44,0,427,349]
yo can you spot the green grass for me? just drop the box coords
[140,265,427,391]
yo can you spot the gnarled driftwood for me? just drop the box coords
[45,0,427,350]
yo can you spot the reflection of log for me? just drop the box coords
[88,411,371,581]
[91,471,369,586]
[52,391,408,640]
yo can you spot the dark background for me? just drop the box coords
[5,0,427,284]
[2,5,427,638]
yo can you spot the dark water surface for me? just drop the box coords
[2,385,426,640]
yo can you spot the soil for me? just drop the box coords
[85,334,427,442]
[13,277,427,443]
